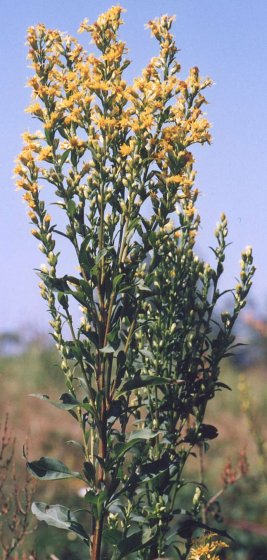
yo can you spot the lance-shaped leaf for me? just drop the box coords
[117,375,177,395]
[60,149,70,166]
[29,393,96,417]
[32,502,89,545]
[29,393,80,410]
[113,429,161,462]
[103,527,123,545]
[36,271,71,293]
[117,526,157,558]
[128,428,161,442]
[113,440,143,461]
[27,456,83,481]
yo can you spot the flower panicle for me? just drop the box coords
[15,5,214,260]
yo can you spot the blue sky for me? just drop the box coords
[1,0,267,332]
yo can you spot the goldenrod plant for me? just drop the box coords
[15,6,255,559]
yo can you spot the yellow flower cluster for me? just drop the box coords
[15,4,212,235]
[78,6,125,47]
[146,14,177,60]
[189,533,229,560]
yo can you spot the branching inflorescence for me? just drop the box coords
[15,6,255,559]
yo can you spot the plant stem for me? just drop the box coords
[92,515,104,560]
[199,443,206,524]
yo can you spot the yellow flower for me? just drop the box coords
[130,119,140,132]
[44,111,61,130]
[60,136,86,151]
[145,15,176,40]
[27,23,46,46]
[68,44,84,62]
[13,164,27,177]
[85,6,125,47]
[185,204,196,218]
[102,42,126,63]
[140,114,154,129]
[37,146,53,161]
[189,533,229,560]
[90,79,111,92]
[162,220,174,233]
[119,143,131,157]
[18,149,34,166]
[93,115,117,130]
[64,107,83,125]
[25,103,44,118]
[15,178,29,190]
[23,192,36,208]
[21,130,44,143]
[78,18,90,34]
[28,210,36,221]
[166,175,183,184]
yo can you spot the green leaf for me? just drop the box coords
[60,149,70,166]
[70,149,78,167]
[113,430,161,462]
[199,424,219,440]
[112,273,125,290]
[32,502,89,545]
[67,200,76,217]
[139,348,154,360]
[64,341,83,360]
[29,393,96,417]
[84,490,99,506]
[184,424,218,443]
[117,375,173,395]
[215,381,232,391]
[81,402,97,416]
[95,247,108,265]
[137,453,169,483]
[113,440,142,460]
[66,440,84,451]
[83,461,95,483]
[90,248,110,276]
[136,280,152,295]
[118,283,132,294]
[36,271,70,293]
[78,235,94,275]
[128,428,161,442]
[117,526,157,558]
[44,128,52,145]
[29,393,79,411]
[103,527,123,545]
[100,343,117,354]
[27,456,83,481]
[57,291,69,310]
[85,330,99,347]
[84,489,107,518]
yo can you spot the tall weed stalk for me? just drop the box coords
[15,6,255,559]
